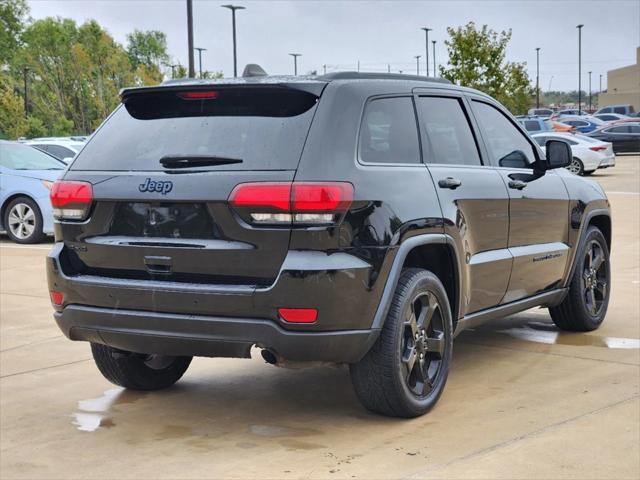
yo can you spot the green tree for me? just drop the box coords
[0,74,27,138]
[0,0,28,65]
[440,22,533,114]
[1,11,169,138]
[16,17,136,135]
[171,63,187,79]
[126,29,168,83]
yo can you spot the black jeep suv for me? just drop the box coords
[47,71,611,417]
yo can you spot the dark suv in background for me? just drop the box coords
[47,71,611,417]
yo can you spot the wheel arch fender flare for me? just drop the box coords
[564,207,611,288]
[371,233,462,331]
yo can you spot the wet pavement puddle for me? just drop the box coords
[72,388,146,432]
[498,324,640,349]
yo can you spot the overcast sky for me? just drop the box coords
[27,0,639,91]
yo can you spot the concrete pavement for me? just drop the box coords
[1,156,638,479]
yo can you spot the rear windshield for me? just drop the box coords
[71,87,319,171]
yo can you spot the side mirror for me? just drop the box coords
[542,139,572,170]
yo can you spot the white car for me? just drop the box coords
[24,138,86,163]
[532,132,615,175]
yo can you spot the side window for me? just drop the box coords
[613,106,626,115]
[47,145,75,159]
[417,96,481,166]
[471,100,537,168]
[629,125,640,133]
[609,126,629,133]
[359,97,420,164]
[601,107,612,113]
[533,136,547,147]
[524,120,540,131]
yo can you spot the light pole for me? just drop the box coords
[194,47,206,78]
[415,55,421,75]
[186,0,195,78]
[432,40,436,77]
[289,53,301,76]
[535,47,541,109]
[221,5,245,78]
[421,27,432,76]
[577,24,584,114]
[588,71,592,111]
[599,74,602,93]
[23,67,29,118]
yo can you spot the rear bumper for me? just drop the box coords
[55,304,379,363]
[598,155,616,168]
[47,242,390,362]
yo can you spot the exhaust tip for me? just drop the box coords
[261,349,278,365]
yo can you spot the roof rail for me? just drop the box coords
[317,71,452,84]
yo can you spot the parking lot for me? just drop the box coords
[1,157,638,479]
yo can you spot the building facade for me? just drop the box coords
[599,47,640,111]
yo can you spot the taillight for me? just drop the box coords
[590,146,607,152]
[50,180,93,220]
[228,182,354,226]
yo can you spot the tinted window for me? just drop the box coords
[600,107,612,113]
[613,106,626,114]
[0,144,65,170]
[630,125,640,133]
[32,144,51,153]
[359,97,420,164]
[608,126,629,133]
[524,120,540,131]
[418,97,481,166]
[472,101,537,167]
[46,145,75,160]
[72,87,318,171]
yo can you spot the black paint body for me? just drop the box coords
[48,74,611,362]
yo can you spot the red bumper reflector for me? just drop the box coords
[278,308,318,323]
[50,290,64,306]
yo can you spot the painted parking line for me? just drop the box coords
[0,244,52,250]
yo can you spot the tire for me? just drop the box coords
[582,170,594,176]
[90,343,192,391]
[350,268,453,418]
[550,226,610,331]
[566,157,584,176]
[3,196,45,244]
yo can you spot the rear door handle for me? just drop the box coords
[508,180,527,190]
[438,177,462,190]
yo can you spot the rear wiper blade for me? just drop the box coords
[160,155,243,169]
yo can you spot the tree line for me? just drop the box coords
[0,0,216,139]
[1,1,536,140]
